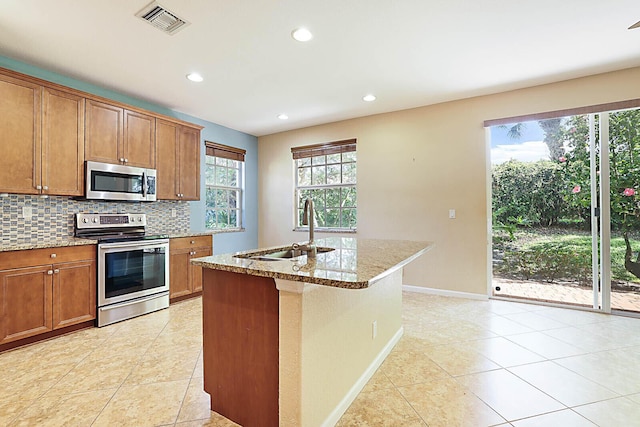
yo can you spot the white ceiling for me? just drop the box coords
[0,0,639,137]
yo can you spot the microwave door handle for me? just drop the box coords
[142,171,148,197]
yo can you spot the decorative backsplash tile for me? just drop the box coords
[0,195,190,245]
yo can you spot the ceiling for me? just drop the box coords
[0,1,639,137]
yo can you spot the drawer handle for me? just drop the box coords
[50,253,57,258]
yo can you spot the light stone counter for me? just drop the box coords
[0,231,216,253]
[191,237,433,289]
[0,237,98,253]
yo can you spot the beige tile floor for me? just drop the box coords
[1,293,640,426]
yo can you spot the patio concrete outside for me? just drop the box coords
[493,277,640,313]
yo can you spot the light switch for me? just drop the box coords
[22,206,33,219]
[449,209,456,219]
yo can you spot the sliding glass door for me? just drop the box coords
[490,115,600,309]
[607,109,640,314]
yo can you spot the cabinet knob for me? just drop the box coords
[54,269,59,274]
[43,185,48,190]
[190,240,195,244]
[50,253,57,258]
[47,270,53,275]
[124,158,128,163]
[36,185,42,190]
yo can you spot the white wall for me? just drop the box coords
[258,66,640,295]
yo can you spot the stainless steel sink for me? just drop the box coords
[235,246,334,261]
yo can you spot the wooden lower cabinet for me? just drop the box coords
[169,236,212,300]
[0,245,96,345]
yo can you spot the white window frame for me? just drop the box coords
[292,139,357,233]
[205,142,245,231]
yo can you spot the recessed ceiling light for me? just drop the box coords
[291,27,313,42]
[363,94,376,102]
[186,72,203,82]
[277,114,289,120]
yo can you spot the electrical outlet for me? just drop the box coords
[171,209,177,218]
[22,206,32,219]
[372,320,377,339]
[449,209,456,219]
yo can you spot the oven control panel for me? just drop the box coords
[76,213,147,229]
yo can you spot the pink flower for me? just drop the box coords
[623,188,636,196]
[570,127,576,133]
[558,156,567,163]
[572,185,581,194]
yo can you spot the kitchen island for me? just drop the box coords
[191,237,433,427]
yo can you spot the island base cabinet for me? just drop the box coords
[0,246,96,346]
[202,269,279,427]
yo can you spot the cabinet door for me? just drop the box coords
[124,109,155,168]
[177,127,201,200]
[170,249,192,299]
[52,259,96,330]
[190,247,212,293]
[0,266,52,344]
[0,74,41,194]
[85,99,123,164]
[156,119,179,200]
[42,88,85,196]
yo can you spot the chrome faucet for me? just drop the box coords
[299,197,317,258]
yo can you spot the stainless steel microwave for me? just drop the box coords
[85,161,157,202]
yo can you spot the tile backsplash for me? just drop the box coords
[0,195,190,244]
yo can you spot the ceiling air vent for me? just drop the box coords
[136,1,190,35]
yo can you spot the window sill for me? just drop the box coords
[206,227,245,234]
[293,227,356,234]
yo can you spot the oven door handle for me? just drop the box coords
[99,293,169,311]
[99,239,169,250]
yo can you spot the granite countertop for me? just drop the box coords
[0,237,98,252]
[0,231,215,252]
[191,237,434,289]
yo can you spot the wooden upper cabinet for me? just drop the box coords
[156,119,179,199]
[85,100,155,169]
[42,88,85,196]
[85,99,123,164]
[124,109,155,168]
[0,74,41,194]
[178,126,201,200]
[0,73,84,197]
[156,121,201,201]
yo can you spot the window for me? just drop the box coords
[205,141,245,230]
[292,139,357,231]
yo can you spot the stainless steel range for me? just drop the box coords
[75,213,169,327]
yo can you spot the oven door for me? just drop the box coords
[98,239,169,307]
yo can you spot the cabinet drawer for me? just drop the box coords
[0,245,96,270]
[170,236,212,251]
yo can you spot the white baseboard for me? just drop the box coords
[321,326,404,427]
[402,284,488,301]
